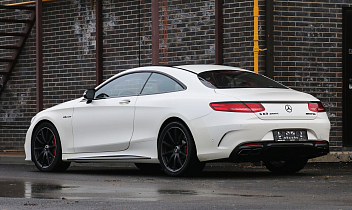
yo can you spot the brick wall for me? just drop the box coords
[0,0,153,151]
[102,0,152,80]
[0,0,350,152]
[223,0,266,74]
[272,0,351,151]
[158,0,216,65]
[0,2,36,151]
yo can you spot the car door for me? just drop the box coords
[132,73,186,143]
[72,72,151,153]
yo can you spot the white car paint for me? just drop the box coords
[24,65,331,166]
[214,88,319,120]
[72,95,136,153]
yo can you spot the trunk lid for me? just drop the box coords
[214,88,319,120]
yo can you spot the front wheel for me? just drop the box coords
[264,159,308,174]
[158,121,205,177]
[31,122,70,172]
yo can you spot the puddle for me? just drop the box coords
[0,180,75,199]
[0,179,282,201]
[0,179,202,201]
[0,179,163,201]
[158,189,197,195]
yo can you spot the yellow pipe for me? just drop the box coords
[5,0,60,6]
[253,0,266,74]
[253,0,259,73]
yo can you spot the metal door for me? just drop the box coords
[342,7,352,146]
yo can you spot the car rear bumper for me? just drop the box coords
[229,141,329,162]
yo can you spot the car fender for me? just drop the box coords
[25,98,81,161]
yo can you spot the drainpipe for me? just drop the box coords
[215,0,223,65]
[96,0,103,85]
[152,0,159,65]
[36,0,43,112]
[253,0,266,73]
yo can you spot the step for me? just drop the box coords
[0,19,33,23]
[0,45,20,49]
[0,32,26,36]
[0,5,35,10]
[0,72,9,75]
[0,59,14,62]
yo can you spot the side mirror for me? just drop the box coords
[83,89,95,103]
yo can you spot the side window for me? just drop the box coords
[95,72,151,99]
[141,73,184,95]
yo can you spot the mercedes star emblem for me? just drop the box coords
[285,105,292,113]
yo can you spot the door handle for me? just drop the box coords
[119,99,131,105]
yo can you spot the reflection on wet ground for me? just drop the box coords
[158,189,197,195]
[0,178,213,201]
[0,177,285,201]
[0,163,351,204]
[0,180,74,200]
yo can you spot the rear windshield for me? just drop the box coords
[198,70,287,89]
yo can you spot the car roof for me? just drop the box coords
[174,64,249,74]
[96,65,253,90]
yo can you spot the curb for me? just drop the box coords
[1,152,351,165]
[0,155,32,165]
[309,152,352,162]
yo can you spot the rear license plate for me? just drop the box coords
[273,130,308,142]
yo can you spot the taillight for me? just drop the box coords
[210,102,265,113]
[246,103,266,112]
[308,102,326,112]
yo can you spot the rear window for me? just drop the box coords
[198,70,287,89]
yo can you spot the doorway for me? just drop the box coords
[342,7,352,147]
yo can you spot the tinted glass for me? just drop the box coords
[198,70,287,89]
[95,72,151,99]
[141,73,184,95]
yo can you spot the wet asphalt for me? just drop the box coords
[0,162,351,210]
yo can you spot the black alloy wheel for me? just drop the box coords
[158,121,205,176]
[161,125,188,173]
[32,122,70,172]
[263,159,308,174]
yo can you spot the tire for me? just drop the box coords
[31,122,70,172]
[264,159,308,174]
[158,121,205,177]
[134,163,162,172]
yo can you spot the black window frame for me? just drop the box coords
[140,72,187,96]
[197,70,288,89]
[93,70,187,100]
[93,72,152,100]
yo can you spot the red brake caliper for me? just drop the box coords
[53,138,56,155]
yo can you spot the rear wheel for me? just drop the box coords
[264,159,308,174]
[32,122,70,172]
[158,121,205,177]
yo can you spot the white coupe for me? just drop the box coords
[24,65,330,176]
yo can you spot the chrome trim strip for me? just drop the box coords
[67,155,151,161]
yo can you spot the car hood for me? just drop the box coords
[214,88,320,120]
[43,98,83,112]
